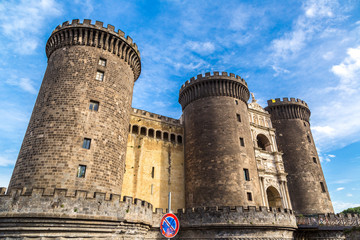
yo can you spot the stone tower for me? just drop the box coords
[265,98,334,215]
[179,72,263,208]
[8,19,141,196]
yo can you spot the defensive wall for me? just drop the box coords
[122,108,185,211]
[0,187,299,239]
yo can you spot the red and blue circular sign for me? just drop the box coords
[160,213,180,238]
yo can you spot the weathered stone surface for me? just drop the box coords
[265,98,334,215]
[8,20,140,196]
[179,72,263,208]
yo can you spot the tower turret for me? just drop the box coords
[8,19,141,195]
[265,98,334,214]
[179,72,263,208]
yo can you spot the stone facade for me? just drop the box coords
[122,108,185,211]
[265,98,334,215]
[8,19,141,196]
[1,19,358,239]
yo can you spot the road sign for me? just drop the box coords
[160,213,180,238]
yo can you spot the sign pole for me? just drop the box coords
[168,192,171,213]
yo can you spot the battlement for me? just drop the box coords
[179,71,250,110]
[0,187,153,224]
[152,206,296,229]
[179,71,247,92]
[265,97,311,122]
[297,213,360,229]
[46,19,141,80]
[131,108,181,125]
[266,97,309,108]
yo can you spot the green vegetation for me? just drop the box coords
[341,206,360,214]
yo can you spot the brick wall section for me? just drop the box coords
[179,72,263,208]
[265,98,334,215]
[8,20,141,196]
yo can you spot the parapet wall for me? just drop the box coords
[131,108,181,125]
[152,206,297,229]
[265,97,311,122]
[0,188,153,224]
[179,71,250,110]
[267,97,309,108]
[297,214,360,229]
[46,19,141,80]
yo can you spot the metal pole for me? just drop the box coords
[168,192,171,213]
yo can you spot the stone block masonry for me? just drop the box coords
[8,19,141,196]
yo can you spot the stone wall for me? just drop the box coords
[8,19,141,196]
[265,98,334,215]
[179,72,263,208]
[122,108,185,211]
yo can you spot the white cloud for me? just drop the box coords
[270,0,340,60]
[333,201,360,213]
[311,46,360,151]
[0,156,15,167]
[336,187,344,191]
[6,77,37,94]
[304,0,334,18]
[187,41,216,55]
[272,65,290,77]
[0,0,62,54]
[331,46,360,92]
[328,154,336,158]
[347,193,353,197]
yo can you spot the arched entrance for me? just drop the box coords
[266,186,282,208]
[257,134,272,151]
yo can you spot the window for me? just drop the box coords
[304,122,307,127]
[163,132,169,141]
[89,100,99,111]
[235,100,238,105]
[148,129,154,138]
[77,165,86,178]
[247,192,252,201]
[151,184,154,195]
[132,125,139,134]
[156,130,162,139]
[240,137,245,147]
[244,169,250,181]
[177,135,183,144]
[95,71,104,81]
[313,157,317,163]
[140,127,147,136]
[82,138,91,149]
[151,167,155,178]
[320,182,326,192]
[98,58,106,67]
[236,114,241,122]
[307,135,311,143]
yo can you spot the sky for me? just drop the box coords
[0,0,359,213]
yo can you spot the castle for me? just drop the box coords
[0,19,359,240]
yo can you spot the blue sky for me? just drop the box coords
[0,0,359,213]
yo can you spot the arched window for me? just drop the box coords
[140,127,147,136]
[266,186,282,208]
[177,135,183,144]
[156,130,162,139]
[132,125,139,134]
[170,133,176,142]
[148,129,154,138]
[163,132,169,141]
[257,134,271,151]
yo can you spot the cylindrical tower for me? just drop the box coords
[179,72,263,208]
[8,19,141,195]
[265,98,333,214]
